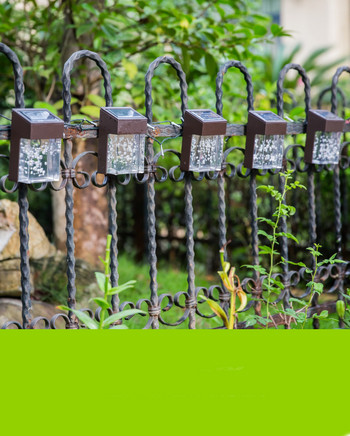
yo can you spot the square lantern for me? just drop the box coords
[98,107,147,175]
[9,109,64,183]
[244,111,287,169]
[305,109,345,164]
[180,109,227,172]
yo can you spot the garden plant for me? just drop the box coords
[58,235,145,329]
[202,170,346,329]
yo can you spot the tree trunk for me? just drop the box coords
[52,0,109,265]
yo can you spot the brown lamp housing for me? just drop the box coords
[180,109,227,172]
[98,107,147,175]
[244,111,287,170]
[305,109,344,164]
[9,108,64,183]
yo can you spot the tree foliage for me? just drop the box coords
[0,0,287,121]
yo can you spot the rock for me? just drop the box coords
[31,253,99,306]
[0,259,23,297]
[0,199,56,261]
[0,199,56,296]
[0,199,100,303]
[0,298,65,328]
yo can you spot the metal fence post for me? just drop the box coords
[62,50,113,328]
[330,66,350,328]
[0,43,31,328]
[145,56,189,328]
[215,60,254,313]
[277,63,311,320]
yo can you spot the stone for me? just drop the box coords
[0,259,23,297]
[30,253,99,307]
[0,199,56,296]
[0,199,56,262]
[0,298,65,329]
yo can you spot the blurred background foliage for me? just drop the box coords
[0,0,349,279]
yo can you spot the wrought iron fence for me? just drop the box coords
[0,42,350,329]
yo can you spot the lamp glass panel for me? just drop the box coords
[189,135,224,171]
[254,112,282,121]
[312,131,342,164]
[106,108,143,118]
[191,110,224,121]
[252,134,284,169]
[18,138,61,183]
[22,110,58,121]
[107,134,145,175]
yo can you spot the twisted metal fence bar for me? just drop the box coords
[62,50,113,328]
[1,47,350,329]
[215,60,254,314]
[331,66,350,256]
[144,56,189,328]
[315,86,347,250]
[330,65,350,328]
[276,63,311,322]
[0,43,32,329]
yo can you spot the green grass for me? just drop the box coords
[37,252,343,329]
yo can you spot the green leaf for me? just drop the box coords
[270,278,284,289]
[102,309,145,328]
[259,245,279,256]
[80,105,100,119]
[340,292,350,300]
[53,98,78,110]
[253,24,267,37]
[181,46,190,74]
[313,310,328,320]
[275,232,299,243]
[312,282,324,295]
[205,52,217,78]
[306,247,322,257]
[296,312,307,322]
[289,106,305,119]
[76,23,94,39]
[90,298,111,310]
[289,298,307,306]
[109,324,129,329]
[336,300,345,319]
[87,94,106,107]
[81,3,99,16]
[281,257,306,268]
[107,280,137,296]
[257,217,275,227]
[95,272,106,293]
[257,230,274,241]
[255,315,269,326]
[285,308,297,317]
[71,113,92,121]
[244,315,257,327]
[271,23,288,37]
[241,264,267,275]
[57,306,99,329]
[122,59,138,80]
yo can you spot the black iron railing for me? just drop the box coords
[1,43,350,329]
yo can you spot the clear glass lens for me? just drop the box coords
[312,131,342,164]
[18,138,61,183]
[191,110,223,121]
[189,135,224,171]
[252,135,284,169]
[106,108,143,118]
[22,110,58,121]
[106,134,145,175]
